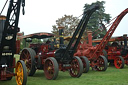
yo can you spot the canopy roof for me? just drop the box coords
[21,32,54,39]
[93,35,128,43]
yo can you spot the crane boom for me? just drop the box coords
[92,8,128,59]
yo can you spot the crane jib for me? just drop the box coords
[62,4,100,61]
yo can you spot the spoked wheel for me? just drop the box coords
[20,48,36,76]
[80,56,90,73]
[44,57,59,80]
[114,56,124,69]
[15,60,27,85]
[69,56,83,78]
[93,55,108,71]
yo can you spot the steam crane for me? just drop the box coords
[0,0,27,85]
[75,8,128,71]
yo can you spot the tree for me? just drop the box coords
[52,1,111,40]
[52,15,80,38]
[20,37,43,49]
[83,1,111,39]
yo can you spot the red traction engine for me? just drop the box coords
[20,32,84,80]
[0,0,27,85]
[103,34,128,69]
[20,4,100,80]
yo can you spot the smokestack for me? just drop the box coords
[58,26,64,47]
[87,31,92,46]
[123,34,127,48]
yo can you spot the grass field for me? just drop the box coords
[1,55,128,85]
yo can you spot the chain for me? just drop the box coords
[22,0,25,15]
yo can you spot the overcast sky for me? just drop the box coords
[0,0,128,36]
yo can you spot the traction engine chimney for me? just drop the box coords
[58,26,64,47]
[123,34,127,49]
[87,31,92,46]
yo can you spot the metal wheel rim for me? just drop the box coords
[95,56,106,71]
[44,59,55,79]
[15,62,24,85]
[69,58,80,77]
[114,57,123,69]
[20,49,31,74]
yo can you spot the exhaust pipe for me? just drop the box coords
[58,26,64,47]
[123,34,127,49]
[87,31,92,46]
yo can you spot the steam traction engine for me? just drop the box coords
[20,5,100,80]
[93,34,128,69]
[106,34,128,69]
[0,0,27,85]
[75,8,128,71]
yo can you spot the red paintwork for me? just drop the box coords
[74,31,101,68]
[15,40,20,54]
[106,46,121,60]
[105,44,128,65]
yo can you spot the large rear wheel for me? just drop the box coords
[20,48,36,76]
[69,56,83,78]
[15,60,27,85]
[44,57,59,80]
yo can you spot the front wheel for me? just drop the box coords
[44,57,59,80]
[15,60,27,85]
[93,55,108,71]
[114,56,124,69]
[69,56,83,78]
[80,56,90,73]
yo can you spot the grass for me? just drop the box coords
[1,55,128,85]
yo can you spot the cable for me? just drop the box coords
[0,0,9,15]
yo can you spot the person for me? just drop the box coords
[46,39,51,44]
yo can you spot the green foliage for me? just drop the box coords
[20,39,26,49]
[32,38,42,44]
[83,1,111,39]
[52,15,80,38]
[20,38,43,49]
[52,1,111,41]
